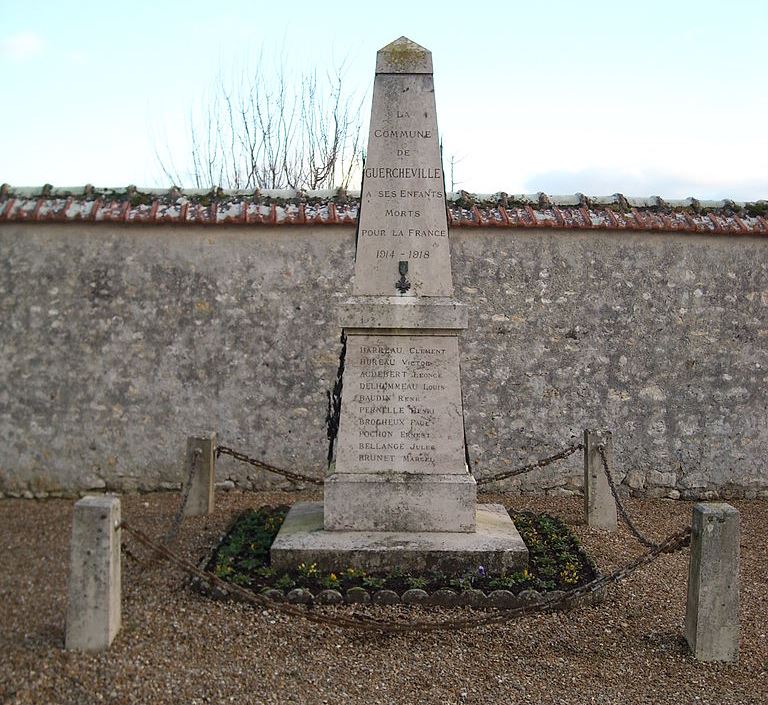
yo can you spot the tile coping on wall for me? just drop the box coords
[1,185,766,235]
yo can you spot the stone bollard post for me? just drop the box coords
[583,430,617,531]
[182,433,217,517]
[65,495,121,651]
[685,502,740,662]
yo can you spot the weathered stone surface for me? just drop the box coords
[333,334,468,477]
[271,502,528,575]
[1,222,766,498]
[401,589,429,605]
[375,36,433,74]
[649,470,677,487]
[457,589,487,608]
[345,587,371,604]
[429,588,459,607]
[546,487,576,497]
[315,589,344,605]
[518,589,542,603]
[321,37,486,557]
[65,495,121,651]
[327,330,476,532]
[584,430,618,531]
[625,470,645,490]
[183,433,216,517]
[260,588,285,602]
[339,297,467,331]
[372,589,401,605]
[685,503,740,662]
[324,472,476,533]
[285,588,313,604]
[547,590,567,605]
[355,38,449,296]
[487,590,518,609]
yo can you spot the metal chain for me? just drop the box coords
[127,448,203,568]
[215,441,581,489]
[119,519,689,633]
[162,448,200,546]
[475,442,583,486]
[216,445,324,486]
[597,444,659,549]
[121,543,145,565]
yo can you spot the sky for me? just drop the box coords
[1,0,766,201]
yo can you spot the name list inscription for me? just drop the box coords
[335,334,466,475]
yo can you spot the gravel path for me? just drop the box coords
[1,491,765,704]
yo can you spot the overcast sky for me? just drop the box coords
[1,0,766,200]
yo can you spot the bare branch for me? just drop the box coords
[166,49,364,191]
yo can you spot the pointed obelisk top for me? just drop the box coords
[376,36,433,74]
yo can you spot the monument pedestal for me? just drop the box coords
[324,472,476,532]
[271,502,528,575]
[271,296,529,573]
[324,297,476,533]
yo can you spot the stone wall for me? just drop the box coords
[1,223,766,498]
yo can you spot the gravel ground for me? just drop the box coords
[1,490,765,705]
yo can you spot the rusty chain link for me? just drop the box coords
[215,440,582,489]
[162,447,200,547]
[475,442,583,486]
[597,444,659,549]
[126,447,203,569]
[216,445,324,486]
[119,519,689,633]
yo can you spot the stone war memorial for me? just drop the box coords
[271,37,528,574]
[2,30,762,705]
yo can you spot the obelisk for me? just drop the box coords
[271,38,527,574]
[325,36,475,532]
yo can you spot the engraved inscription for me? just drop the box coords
[334,335,466,474]
[352,68,453,296]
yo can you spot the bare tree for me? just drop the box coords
[159,54,365,191]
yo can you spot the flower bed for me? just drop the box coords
[195,505,601,608]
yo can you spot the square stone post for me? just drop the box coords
[65,495,121,651]
[685,502,740,662]
[583,429,617,531]
[182,433,216,517]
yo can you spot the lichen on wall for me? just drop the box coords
[0,223,765,499]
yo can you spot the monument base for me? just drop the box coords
[270,502,529,575]
[324,472,476,532]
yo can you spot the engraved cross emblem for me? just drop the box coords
[395,260,411,294]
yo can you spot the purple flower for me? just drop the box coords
[477,565,486,577]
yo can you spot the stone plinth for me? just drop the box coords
[326,328,475,532]
[65,495,121,651]
[583,429,617,531]
[272,502,528,575]
[338,296,468,331]
[182,433,216,517]
[325,472,476,532]
[685,502,740,662]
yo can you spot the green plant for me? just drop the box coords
[297,562,319,578]
[275,574,295,591]
[214,563,233,579]
[362,575,385,591]
[405,575,428,590]
[204,506,597,599]
[320,572,341,590]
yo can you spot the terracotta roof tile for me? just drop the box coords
[0,185,766,236]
